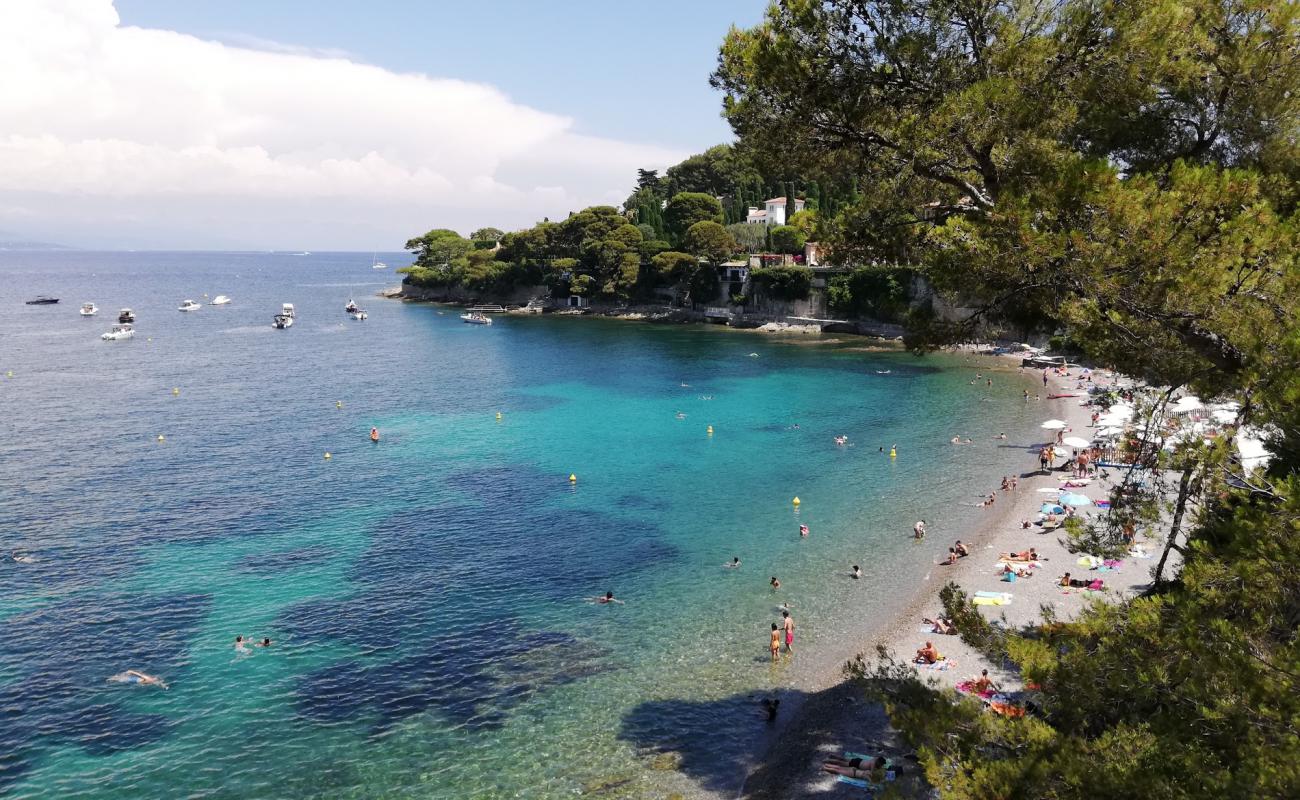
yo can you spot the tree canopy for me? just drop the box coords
[719,2,1300,797]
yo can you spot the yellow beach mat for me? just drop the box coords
[973,594,1012,606]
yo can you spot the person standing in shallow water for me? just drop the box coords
[770,623,781,662]
[782,609,795,653]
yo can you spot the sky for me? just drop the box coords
[0,0,765,250]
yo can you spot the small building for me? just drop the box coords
[720,260,750,283]
[745,196,806,226]
[566,295,588,308]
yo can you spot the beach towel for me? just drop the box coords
[1103,559,1123,568]
[956,681,997,699]
[1077,555,1103,568]
[973,596,1011,606]
[836,776,875,790]
[917,659,955,670]
[974,591,1013,599]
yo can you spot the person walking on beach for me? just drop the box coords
[1042,369,1049,387]
[782,610,795,653]
[770,623,781,662]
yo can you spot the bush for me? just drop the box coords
[827,266,915,319]
[751,266,812,301]
[770,225,807,254]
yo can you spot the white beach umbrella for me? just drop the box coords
[1041,419,1068,430]
[1062,436,1091,448]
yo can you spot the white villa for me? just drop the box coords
[744,196,806,226]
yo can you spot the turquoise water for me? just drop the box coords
[0,252,1039,798]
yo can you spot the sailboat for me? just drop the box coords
[370,253,388,269]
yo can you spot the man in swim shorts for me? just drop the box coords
[782,610,795,653]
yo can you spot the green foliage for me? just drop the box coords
[404,228,472,268]
[682,221,736,265]
[724,3,1300,797]
[826,266,916,320]
[469,227,504,243]
[727,222,766,253]
[769,225,806,255]
[751,265,812,302]
[664,192,725,243]
[785,209,817,238]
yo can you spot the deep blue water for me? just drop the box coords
[0,251,1040,798]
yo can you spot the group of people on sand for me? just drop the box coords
[941,540,970,565]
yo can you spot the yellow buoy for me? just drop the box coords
[792,496,801,506]
[5,371,12,378]
[889,447,897,458]
[336,401,343,409]
[157,435,165,442]
[496,412,502,421]
[172,388,180,396]
[706,425,714,435]
[569,474,577,483]
[324,452,332,459]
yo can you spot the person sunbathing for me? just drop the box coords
[969,669,996,694]
[1059,572,1101,589]
[822,755,889,781]
[914,641,940,664]
[1000,548,1038,561]
[924,616,956,635]
[1001,563,1032,578]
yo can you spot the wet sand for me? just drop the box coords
[738,363,1161,799]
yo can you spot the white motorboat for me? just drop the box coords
[118,308,135,323]
[273,303,296,329]
[460,312,492,325]
[101,323,135,341]
[345,299,359,314]
[351,309,368,321]
[178,299,201,312]
[80,302,98,316]
[210,295,231,305]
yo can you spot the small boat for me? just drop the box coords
[210,295,231,305]
[118,308,135,323]
[80,302,98,316]
[25,296,59,305]
[272,302,296,329]
[351,309,368,321]
[178,299,201,312]
[460,312,492,325]
[101,323,135,341]
[370,254,387,270]
[345,299,359,314]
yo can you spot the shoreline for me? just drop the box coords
[736,363,1154,799]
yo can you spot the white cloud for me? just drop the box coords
[0,0,685,249]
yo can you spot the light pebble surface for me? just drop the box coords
[738,357,1165,800]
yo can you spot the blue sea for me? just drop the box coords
[0,251,1040,798]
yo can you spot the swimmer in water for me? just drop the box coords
[675,412,687,419]
[234,635,251,654]
[799,524,809,537]
[11,550,35,563]
[255,637,272,648]
[851,565,861,579]
[770,576,781,590]
[111,670,168,689]
[592,591,624,605]
[724,557,741,568]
